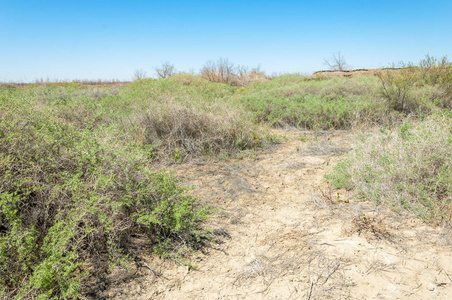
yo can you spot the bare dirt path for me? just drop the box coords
[108,130,452,299]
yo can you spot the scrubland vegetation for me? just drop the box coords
[326,56,452,224]
[0,55,451,298]
[327,112,452,222]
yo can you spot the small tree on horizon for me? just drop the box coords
[133,69,147,81]
[323,51,350,71]
[155,61,176,79]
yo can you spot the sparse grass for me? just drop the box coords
[327,111,452,224]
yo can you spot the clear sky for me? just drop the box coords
[1,0,451,82]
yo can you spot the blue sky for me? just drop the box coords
[1,0,451,82]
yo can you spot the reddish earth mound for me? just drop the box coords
[310,68,404,78]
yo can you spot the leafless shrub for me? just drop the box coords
[133,69,147,81]
[35,77,50,84]
[154,61,176,79]
[323,52,350,71]
[0,83,17,89]
[234,65,267,86]
[33,86,119,104]
[70,78,124,85]
[201,58,267,85]
[33,79,128,88]
[201,58,235,84]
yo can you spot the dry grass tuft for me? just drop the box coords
[136,102,263,162]
[347,214,391,241]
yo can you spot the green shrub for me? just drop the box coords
[239,92,357,129]
[376,56,452,113]
[419,55,452,92]
[377,66,419,112]
[0,105,211,299]
[236,75,393,129]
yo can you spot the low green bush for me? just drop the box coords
[236,75,393,129]
[239,92,357,129]
[0,104,211,299]
[376,56,452,113]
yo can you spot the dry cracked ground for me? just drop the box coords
[103,129,452,299]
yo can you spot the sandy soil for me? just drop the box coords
[104,129,452,299]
